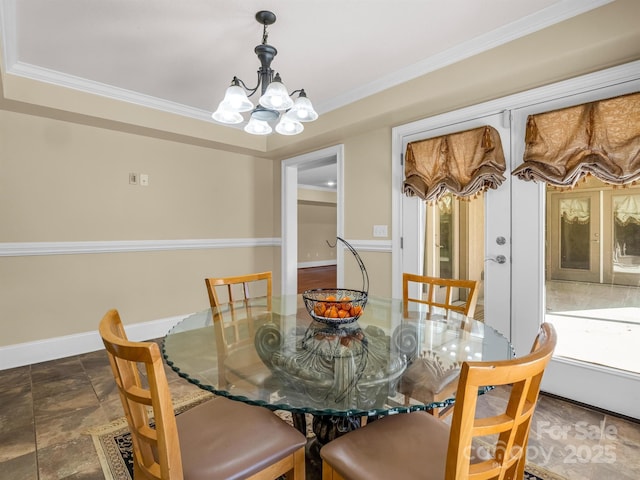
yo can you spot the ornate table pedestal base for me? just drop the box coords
[292,412,363,479]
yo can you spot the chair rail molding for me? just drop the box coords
[346,239,392,253]
[0,238,281,257]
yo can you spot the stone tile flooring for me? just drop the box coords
[1,347,639,479]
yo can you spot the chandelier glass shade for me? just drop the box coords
[212,11,318,136]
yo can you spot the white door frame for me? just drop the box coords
[281,145,345,296]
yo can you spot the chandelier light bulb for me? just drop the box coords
[244,117,273,135]
[285,92,318,122]
[221,84,253,112]
[212,102,244,124]
[223,85,253,112]
[259,74,294,111]
[275,116,304,135]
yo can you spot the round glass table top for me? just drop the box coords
[162,295,513,417]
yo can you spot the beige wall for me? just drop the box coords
[298,204,337,265]
[0,110,279,347]
[0,110,276,241]
[297,188,337,264]
[1,249,276,344]
[1,0,640,355]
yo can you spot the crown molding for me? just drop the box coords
[319,0,614,114]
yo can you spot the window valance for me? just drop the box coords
[513,91,640,188]
[403,126,506,203]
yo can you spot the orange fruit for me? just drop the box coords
[350,305,362,317]
[340,301,352,311]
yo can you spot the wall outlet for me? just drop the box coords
[373,225,388,237]
[140,174,149,186]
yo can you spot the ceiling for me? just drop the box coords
[0,1,612,187]
[298,161,338,191]
[2,1,610,123]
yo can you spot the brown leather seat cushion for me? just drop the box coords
[320,410,449,480]
[177,396,307,480]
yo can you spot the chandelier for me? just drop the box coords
[212,11,318,136]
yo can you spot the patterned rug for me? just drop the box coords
[88,392,566,480]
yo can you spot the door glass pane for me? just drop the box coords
[545,180,640,375]
[438,195,454,279]
[613,194,640,274]
[424,193,485,319]
[559,198,590,270]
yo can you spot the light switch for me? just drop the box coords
[373,225,388,237]
[140,174,149,186]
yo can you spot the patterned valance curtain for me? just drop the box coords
[403,126,506,203]
[513,92,640,188]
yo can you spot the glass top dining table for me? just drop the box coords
[162,294,513,420]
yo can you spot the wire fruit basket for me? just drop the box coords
[302,237,369,325]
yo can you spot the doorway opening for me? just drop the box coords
[281,145,344,296]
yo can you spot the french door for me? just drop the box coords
[400,113,511,342]
[512,82,640,420]
[395,64,640,419]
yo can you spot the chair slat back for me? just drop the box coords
[99,309,183,480]
[403,273,479,318]
[205,271,272,308]
[445,323,557,480]
[205,272,272,349]
[205,272,273,389]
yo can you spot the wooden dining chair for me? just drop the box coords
[205,271,272,309]
[400,273,479,417]
[403,272,479,318]
[320,323,557,480]
[204,272,273,390]
[99,309,306,480]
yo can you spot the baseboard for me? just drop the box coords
[298,260,337,269]
[0,314,187,370]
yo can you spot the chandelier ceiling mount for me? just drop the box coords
[212,10,318,136]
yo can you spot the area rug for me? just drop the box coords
[88,393,566,480]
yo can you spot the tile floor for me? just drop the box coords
[1,346,639,479]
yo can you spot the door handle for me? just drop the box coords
[485,255,507,264]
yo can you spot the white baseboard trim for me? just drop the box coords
[0,314,187,370]
[298,260,337,269]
